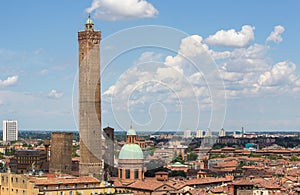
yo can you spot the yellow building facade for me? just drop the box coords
[0,169,115,195]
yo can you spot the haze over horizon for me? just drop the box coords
[0,1,299,131]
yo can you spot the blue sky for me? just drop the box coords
[0,0,300,131]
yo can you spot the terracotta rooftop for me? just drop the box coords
[23,174,100,186]
[186,177,233,186]
[127,178,172,191]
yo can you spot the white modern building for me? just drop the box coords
[219,128,226,137]
[183,129,191,138]
[196,129,204,138]
[2,120,18,142]
[205,128,212,137]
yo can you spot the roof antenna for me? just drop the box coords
[130,120,133,129]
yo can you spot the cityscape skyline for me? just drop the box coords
[0,1,300,131]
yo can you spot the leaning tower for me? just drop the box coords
[78,15,102,180]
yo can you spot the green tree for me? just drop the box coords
[239,160,246,167]
[169,171,186,178]
[22,143,28,147]
[187,152,198,161]
[290,155,300,161]
[171,155,184,164]
[145,146,155,156]
[72,145,80,157]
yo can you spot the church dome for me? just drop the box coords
[119,144,143,160]
[127,127,136,136]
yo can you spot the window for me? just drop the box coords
[125,169,130,179]
[120,169,122,179]
[134,169,139,179]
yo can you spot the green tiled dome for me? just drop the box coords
[86,15,93,24]
[127,127,136,136]
[119,144,143,160]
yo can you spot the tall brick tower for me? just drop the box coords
[78,15,103,179]
[49,132,73,174]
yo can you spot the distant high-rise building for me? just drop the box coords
[2,120,18,142]
[205,128,212,137]
[49,132,72,174]
[78,15,103,179]
[184,129,191,138]
[196,129,204,138]
[219,128,226,137]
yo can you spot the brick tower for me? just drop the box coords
[103,126,115,177]
[49,132,73,174]
[78,15,103,179]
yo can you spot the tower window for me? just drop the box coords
[134,169,139,179]
[125,169,130,179]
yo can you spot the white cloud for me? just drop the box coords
[86,0,158,21]
[219,44,270,73]
[134,52,162,65]
[266,25,285,43]
[101,25,299,130]
[102,36,220,130]
[0,75,18,87]
[205,25,255,47]
[33,48,43,55]
[47,89,64,99]
[40,69,49,75]
[257,61,298,87]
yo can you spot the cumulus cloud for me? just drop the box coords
[0,75,18,87]
[102,34,226,130]
[101,25,299,130]
[86,0,158,21]
[257,61,298,87]
[205,25,255,47]
[47,89,63,99]
[266,25,285,43]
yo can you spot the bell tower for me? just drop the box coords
[78,15,103,180]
